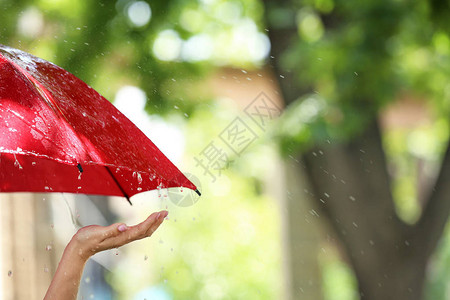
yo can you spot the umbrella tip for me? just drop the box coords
[76,163,83,173]
[126,196,133,206]
[195,189,201,196]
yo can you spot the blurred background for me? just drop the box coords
[1,0,450,299]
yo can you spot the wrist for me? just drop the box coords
[66,236,92,263]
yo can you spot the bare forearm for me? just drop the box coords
[43,239,88,300]
[43,211,167,299]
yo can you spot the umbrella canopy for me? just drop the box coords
[0,44,199,203]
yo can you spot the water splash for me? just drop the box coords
[13,154,23,169]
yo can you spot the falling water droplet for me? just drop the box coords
[13,154,23,169]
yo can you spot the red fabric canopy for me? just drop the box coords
[0,45,198,202]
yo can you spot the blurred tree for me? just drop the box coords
[264,0,450,299]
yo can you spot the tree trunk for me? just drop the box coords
[299,119,449,300]
[262,0,450,297]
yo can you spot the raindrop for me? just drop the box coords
[174,105,179,109]
[8,270,12,277]
[44,266,49,273]
[46,245,52,251]
[85,277,91,283]
[279,74,285,78]
[78,172,82,180]
[324,192,330,198]
[137,173,143,184]
[241,70,248,74]
[137,187,142,191]
[184,113,189,118]
[13,154,23,169]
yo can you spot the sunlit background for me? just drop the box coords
[1,0,450,299]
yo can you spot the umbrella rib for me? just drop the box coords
[104,166,132,205]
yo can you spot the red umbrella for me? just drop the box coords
[0,44,200,203]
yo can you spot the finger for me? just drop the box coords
[131,211,166,239]
[98,211,168,249]
[144,211,168,236]
[109,211,165,246]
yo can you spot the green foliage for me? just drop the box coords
[320,249,358,300]
[425,224,450,299]
[275,0,450,151]
[0,0,267,115]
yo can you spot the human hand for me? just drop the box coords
[70,210,168,261]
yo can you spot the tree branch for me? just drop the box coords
[412,141,450,260]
